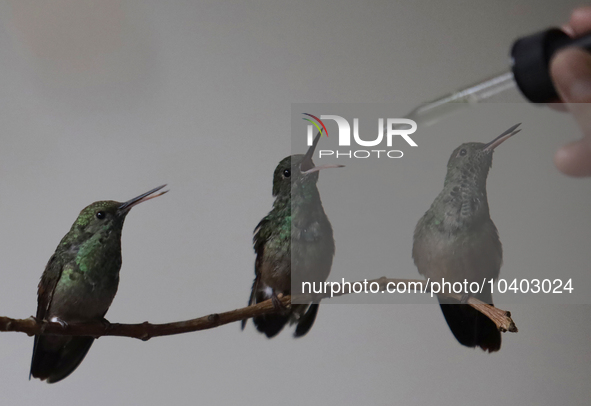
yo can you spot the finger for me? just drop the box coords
[553,139,591,177]
[566,6,591,36]
[550,48,591,176]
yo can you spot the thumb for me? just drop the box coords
[550,48,591,176]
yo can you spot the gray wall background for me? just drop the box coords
[0,1,589,405]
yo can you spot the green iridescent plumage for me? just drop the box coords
[30,185,167,383]
[242,133,342,338]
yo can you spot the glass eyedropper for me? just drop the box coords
[402,28,591,127]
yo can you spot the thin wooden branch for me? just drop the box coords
[0,277,517,340]
[320,276,517,333]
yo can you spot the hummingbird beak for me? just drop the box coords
[118,185,168,213]
[301,164,345,174]
[483,123,521,152]
[300,131,344,174]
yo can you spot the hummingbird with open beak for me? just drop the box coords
[242,132,343,338]
[30,185,168,383]
[412,123,521,352]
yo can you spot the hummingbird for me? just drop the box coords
[412,123,521,353]
[241,132,342,338]
[30,185,168,383]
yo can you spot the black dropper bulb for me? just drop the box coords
[511,28,591,103]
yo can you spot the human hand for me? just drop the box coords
[550,6,591,177]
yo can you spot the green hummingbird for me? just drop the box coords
[241,132,342,338]
[30,185,168,383]
[412,123,521,352]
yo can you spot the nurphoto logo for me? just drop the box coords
[303,113,418,159]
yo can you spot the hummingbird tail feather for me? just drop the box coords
[241,276,261,331]
[30,336,95,383]
[438,294,501,353]
[293,303,320,338]
[251,288,290,338]
[253,314,289,338]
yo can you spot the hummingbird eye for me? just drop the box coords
[96,211,106,220]
[283,169,291,178]
[459,149,467,157]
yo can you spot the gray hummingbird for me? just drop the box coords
[30,185,168,383]
[412,123,521,352]
[241,132,342,338]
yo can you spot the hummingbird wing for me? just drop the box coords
[240,275,260,330]
[246,217,291,337]
[293,304,319,337]
[252,217,271,279]
[31,253,65,381]
[35,253,64,322]
[30,254,95,383]
[241,217,269,330]
[252,216,271,270]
